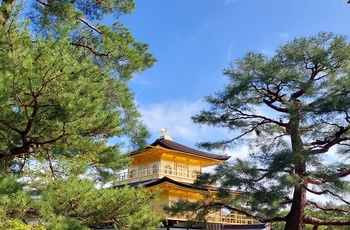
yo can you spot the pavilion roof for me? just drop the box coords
[129,137,230,161]
[114,176,230,192]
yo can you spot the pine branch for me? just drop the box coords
[77,17,102,34]
[306,200,348,214]
[304,216,350,226]
[206,201,286,224]
[35,0,48,6]
[35,0,102,34]
[303,186,350,205]
[70,42,111,57]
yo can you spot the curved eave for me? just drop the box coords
[128,138,230,162]
[115,176,240,195]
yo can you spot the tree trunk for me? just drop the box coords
[284,186,306,230]
[0,0,16,27]
[285,100,307,230]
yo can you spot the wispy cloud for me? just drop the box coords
[224,0,238,4]
[131,74,153,86]
[225,145,250,160]
[225,42,237,64]
[260,32,292,57]
[279,32,290,41]
[140,99,206,141]
[139,99,244,157]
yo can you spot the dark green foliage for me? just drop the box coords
[169,33,350,229]
[38,176,161,229]
[0,23,135,179]
[0,0,156,162]
[0,0,161,228]
[0,176,161,229]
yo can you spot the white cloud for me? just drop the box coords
[131,74,153,86]
[139,100,202,140]
[139,99,244,157]
[260,32,292,57]
[225,144,250,160]
[279,32,290,42]
[225,42,237,64]
[224,0,238,4]
[139,99,251,175]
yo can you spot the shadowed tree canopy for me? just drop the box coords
[0,0,156,168]
[0,176,161,229]
[0,1,162,229]
[167,32,350,230]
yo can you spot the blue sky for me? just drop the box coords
[119,0,350,157]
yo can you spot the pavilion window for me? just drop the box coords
[165,165,172,175]
[191,170,199,178]
[139,165,147,176]
[176,163,188,177]
[130,169,136,178]
[152,164,159,174]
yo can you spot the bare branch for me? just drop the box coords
[0,119,23,134]
[70,42,110,57]
[304,216,350,226]
[304,176,325,185]
[338,167,350,178]
[306,200,348,214]
[45,147,56,180]
[224,104,289,129]
[77,17,102,34]
[36,123,67,145]
[290,68,319,100]
[309,125,350,154]
[303,186,350,205]
[263,98,289,113]
[35,0,102,34]
[35,0,48,6]
[209,202,286,223]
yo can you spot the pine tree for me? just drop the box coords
[169,32,350,229]
[0,1,161,228]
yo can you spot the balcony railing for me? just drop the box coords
[168,212,255,225]
[116,164,199,182]
[210,213,255,224]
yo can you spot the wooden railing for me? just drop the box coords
[168,212,255,225]
[210,213,255,224]
[116,164,199,181]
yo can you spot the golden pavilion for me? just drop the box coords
[114,134,266,230]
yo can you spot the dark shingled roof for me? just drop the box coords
[130,138,230,161]
[114,176,222,192]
